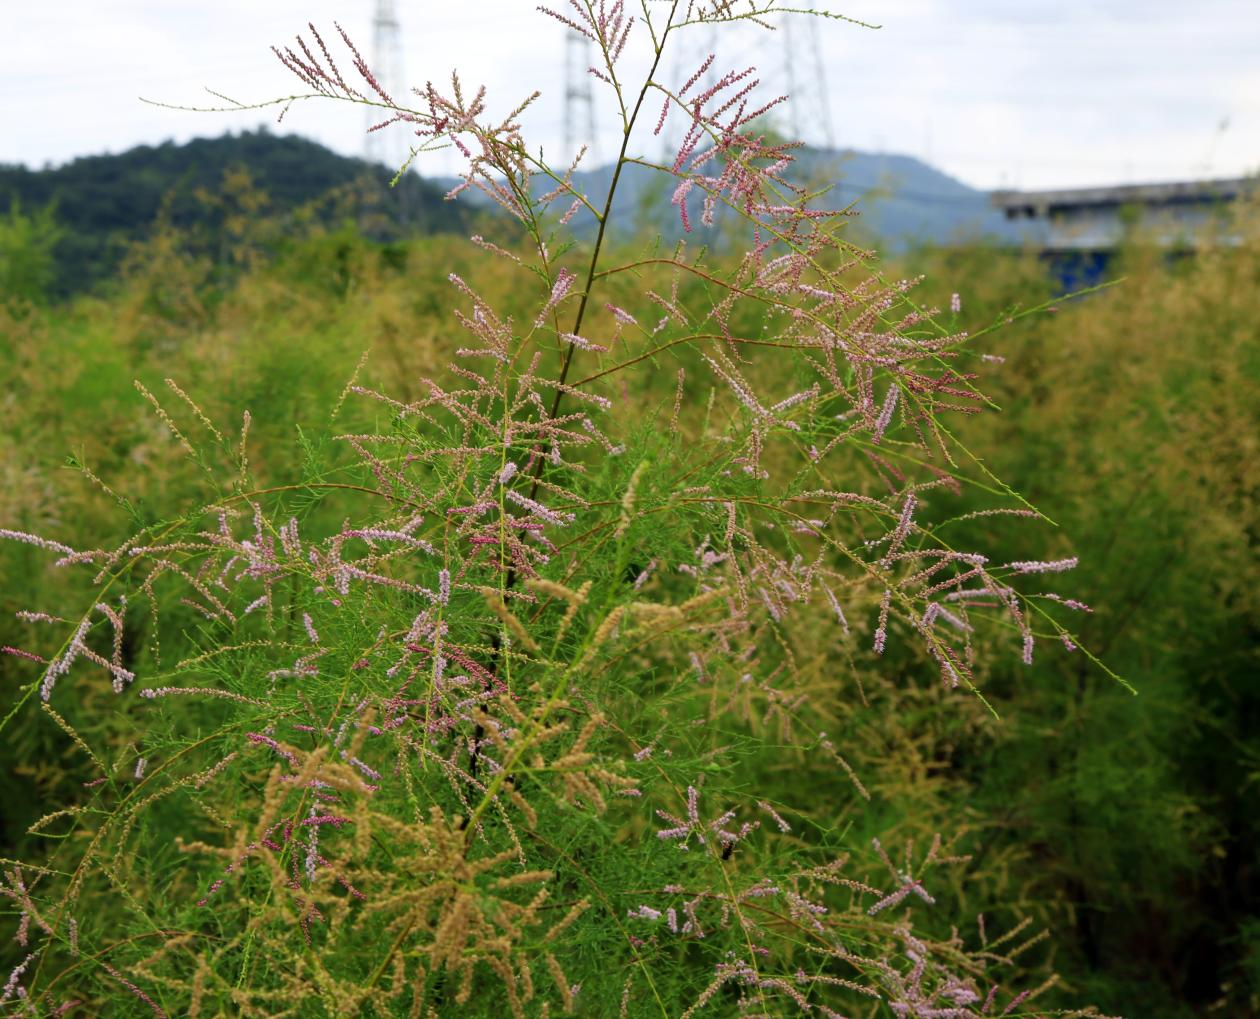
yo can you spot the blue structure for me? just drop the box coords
[992,178,1254,290]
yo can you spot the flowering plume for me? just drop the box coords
[0,5,1107,1016]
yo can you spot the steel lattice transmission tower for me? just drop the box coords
[661,9,834,158]
[562,30,599,162]
[781,4,835,151]
[661,23,718,159]
[365,0,408,170]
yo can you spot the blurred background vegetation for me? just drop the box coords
[1,136,1257,1016]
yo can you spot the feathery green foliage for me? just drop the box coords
[3,5,1257,1018]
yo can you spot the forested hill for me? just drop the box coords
[1,130,1027,301]
[0,130,476,299]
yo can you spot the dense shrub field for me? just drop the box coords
[2,4,1257,1016]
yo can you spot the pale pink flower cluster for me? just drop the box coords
[505,488,576,527]
[536,267,577,326]
[1006,556,1079,574]
[655,784,757,852]
[0,528,75,556]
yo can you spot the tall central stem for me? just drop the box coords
[527,7,679,499]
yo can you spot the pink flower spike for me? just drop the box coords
[653,94,670,135]
[560,331,608,352]
[0,529,75,556]
[504,488,575,527]
[2,953,34,1004]
[1006,557,1078,574]
[15,611,65,624]
[872,385,900,443]
[873,589,891,654]
[536,267,577,325]
[605,303,638,326]
[758,801,791,833]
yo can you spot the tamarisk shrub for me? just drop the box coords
[1,3,1123,1015]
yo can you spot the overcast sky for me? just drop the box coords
[4,1,1258,191]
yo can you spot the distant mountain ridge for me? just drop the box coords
[796,148,1025,247]
[438,145,1028,250]
[1,131,1030,299]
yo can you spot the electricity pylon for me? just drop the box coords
[781,2,835,151]
[365,0,407,171]
[562,30,599,163]
[661,21,719,159]
[663,6,835,156]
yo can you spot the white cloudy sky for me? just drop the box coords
[4,0,1258,191]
